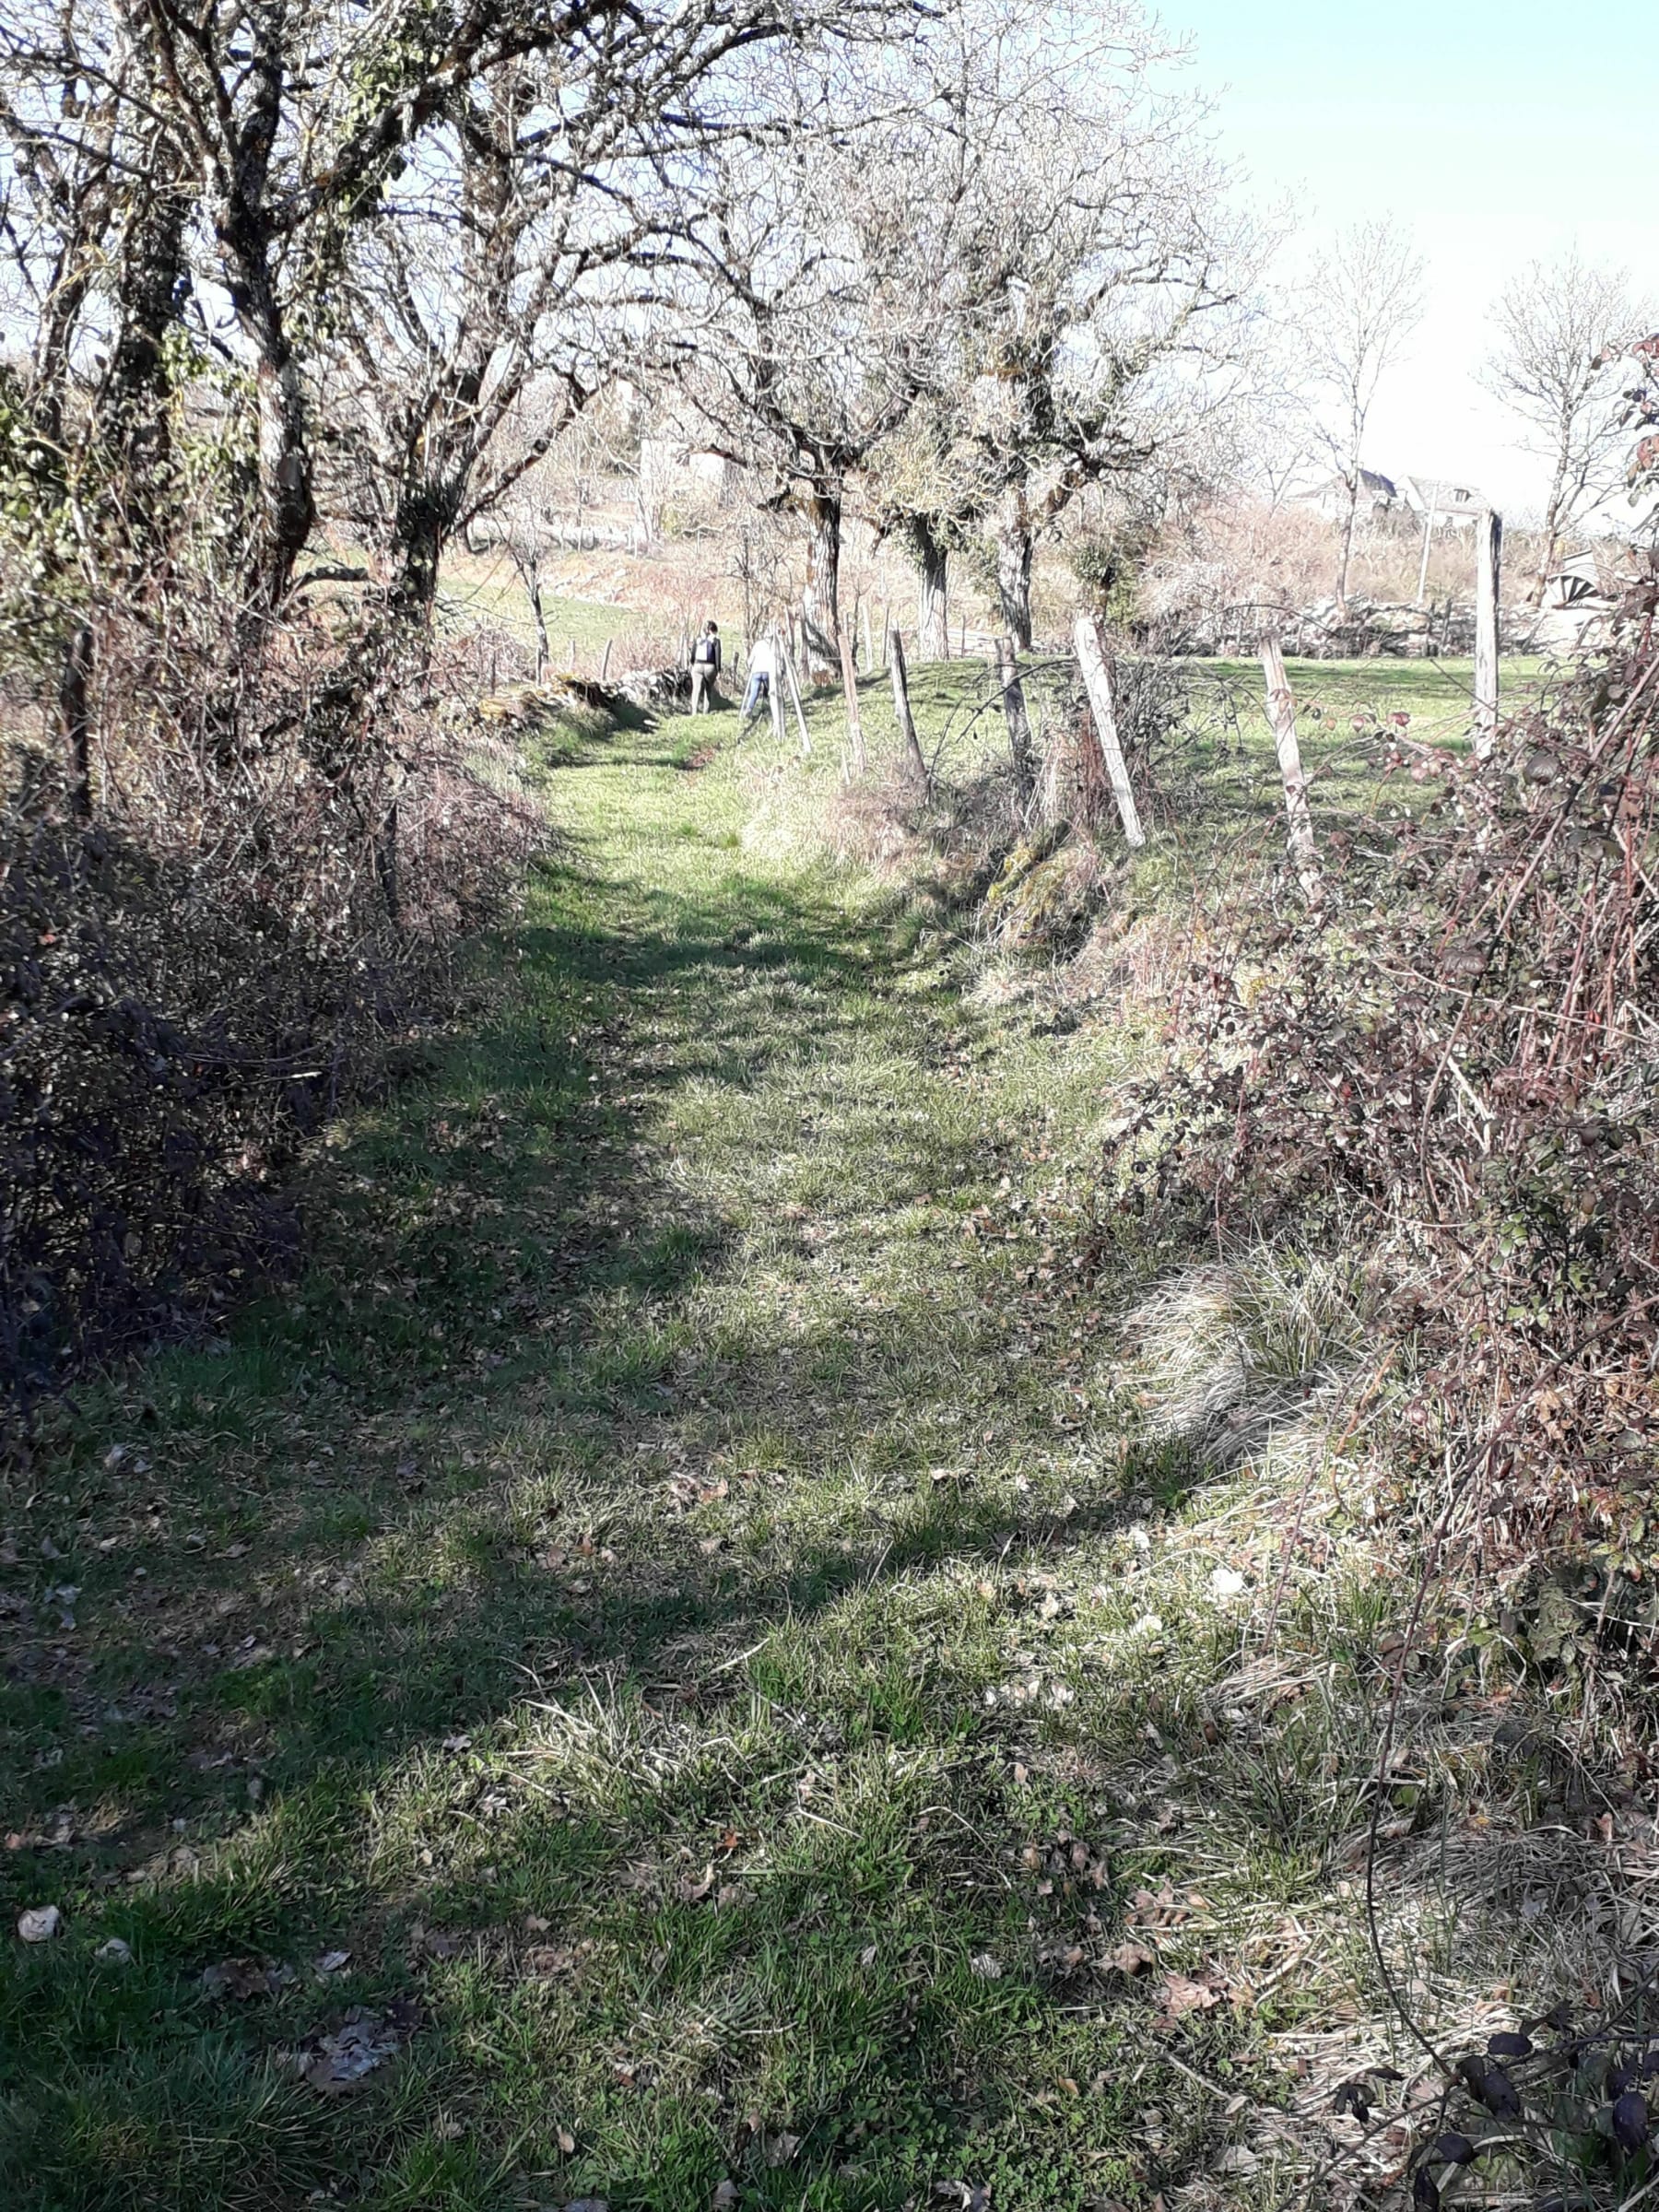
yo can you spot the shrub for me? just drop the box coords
[1110,594,1659,1622]
[0,603,544,1426]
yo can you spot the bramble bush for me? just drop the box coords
[1,587,543,1427]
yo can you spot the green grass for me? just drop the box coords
[0,662,1549,2210]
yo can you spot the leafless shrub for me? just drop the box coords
[0,588,545,1426]
[1111,581,1659,1694]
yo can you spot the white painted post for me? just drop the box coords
[888,629,929,788]
[1071,615,1145,849]
[781,641,812,758]
[838,626,866,773]
[1258,632,1322,900]
[1473,508,1501,759]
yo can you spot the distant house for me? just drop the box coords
[1307,468,1399,523]
[638,431,735,500]
[1400,475,1488,534]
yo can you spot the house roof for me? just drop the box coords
[1402,474,1488,515]
[1304,469,1398,503]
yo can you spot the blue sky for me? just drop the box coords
[1169,0,1658,512]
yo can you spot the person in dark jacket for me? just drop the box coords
[688,620,723,713]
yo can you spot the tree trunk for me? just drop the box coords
[1336,469,1359,611]
[389,491,452,636]
[60,623,94,824]
[102,140,189,501]
[526,558,548,682]
[800,488,841,681]
[994,489,1034,650]
[914,519,949,660]
[994,637,1036,804]
[1533,450,1571,606]
[239,269,315,613]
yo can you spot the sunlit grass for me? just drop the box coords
[1,667,1563,2210]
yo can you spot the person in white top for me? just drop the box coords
[740,633,779,727]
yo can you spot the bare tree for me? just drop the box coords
[859,0,1260,650]
[1482,249,1652,599]
[1300,219,1424,609]
[866,400,967,658]
[671,79,934,680]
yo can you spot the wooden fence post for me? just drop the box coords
[1258,632,1322,900]
[838,627,866,774]
[888,629,929,789]
[1473,507,1501,759]
[1071,616,1145,849]
[1415,488,1438,607]
[781,641,812,757]
[994,635,1036,804]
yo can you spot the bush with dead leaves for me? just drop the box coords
[1107,612,1659,1709]
[1,612,545,1428]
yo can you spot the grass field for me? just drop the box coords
[0,647,1555,2210]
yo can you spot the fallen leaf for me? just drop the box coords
[416,1929,467,1960]
[557,2126,577,2153]
[1158,1973,1220,2020]
[297,1997,422,2094]
[970,1952,1003,1980]
[314,1949,351,1975]
[1214,2147,1258,2176]
[201,1958,294,2000]
[526,1945,578,1975]
[1108,1942,1156,1976]
[17,1905,62,1943]
[676,1864,715,1903]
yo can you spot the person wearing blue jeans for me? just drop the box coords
[741,634,778,727]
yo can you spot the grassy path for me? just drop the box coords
[3,712,1317,2211]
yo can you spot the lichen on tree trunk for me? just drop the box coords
[993,486,1035,649]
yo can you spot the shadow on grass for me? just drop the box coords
[0,726,1328,2210]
